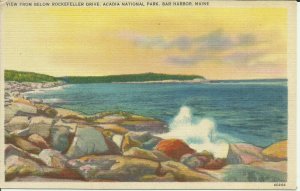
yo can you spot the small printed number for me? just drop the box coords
[274,183,286,187]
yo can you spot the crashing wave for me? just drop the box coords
[159,106,236,158]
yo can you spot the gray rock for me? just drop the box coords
[250,161,287,173]
[6,155,43,181]
[28,116,53,138]
[226,143,264,165]
[123,147,170,162]
[9,128,30,137]
[160,161,218,181]
[5,154,78,181]
[39,149,68,168]
[5,116,30,132]
[50,125,70,152]
[67,155,159,181]
[94,114,126,123]
[5,144,39,160]
[200,164,287,182]
[12,102,37,115]
[121,120,168,133]
[127,131,161,145]
[128,131,158,143]
[36,104,57,118]
[121,131,162,152]
[180,153,205,169]
[54,120,77,133]
[66,127,109,159]
[142,136,162,150]
[5,105,18,123]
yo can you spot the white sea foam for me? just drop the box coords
[25,84,71,95]
[24,89,46,95]
[43,98,64,103]
[42,85,65,91]
[159,106,230,158]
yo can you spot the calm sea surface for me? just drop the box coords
[25,80,287,147]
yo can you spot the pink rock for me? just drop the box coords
[226,143,264,164]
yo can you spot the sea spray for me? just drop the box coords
[159,106,229,158]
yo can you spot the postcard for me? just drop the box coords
[0,0,297,189]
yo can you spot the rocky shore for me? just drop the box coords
[4,81,288,182]
[5,81,65,106]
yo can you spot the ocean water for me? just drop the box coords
[25,80,287,151]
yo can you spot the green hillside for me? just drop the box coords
[58,73,205,83]
[5,70,205,83]
[5,70,58,82]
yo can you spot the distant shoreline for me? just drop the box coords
[5,70,287,84]
[114,79,287,84]
[5,70,206,84]
[112,79,209,84]
[210,79,287,83]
